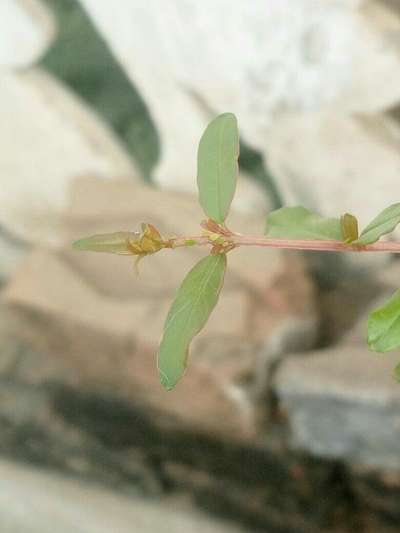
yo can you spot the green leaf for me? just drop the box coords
[72,232,137,254]
[368,290,400,352]
[158,254,227,390]
[340,213,359,244]
[355,203,400,245]
[265,206,342,240]
[197,113,239,223]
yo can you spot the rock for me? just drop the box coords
[0,308,398,533]
[2,177,317,444]
[275,345,400,469]
[0,230,28,283]
[79,0,400,199]
[336,1,400,113]
[350,463,400,530]
[313,264,384,346]
[266,112,400,229]
[0,0,53,67]
[0,69,138,247]
[0,458,244,533]
[340,287,396,347]
[337,259,400,346]
[2,182,399,530]
[0,304,367,532]
[0,1,139,281]
[380,0,400,15]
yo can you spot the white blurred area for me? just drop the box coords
[0,0,53,67]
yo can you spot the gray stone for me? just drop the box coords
[275,345,400,469]
[0,231,28,283]
[0,458,244,533]
[340,260,400,346]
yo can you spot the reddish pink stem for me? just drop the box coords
[169,234,400,253]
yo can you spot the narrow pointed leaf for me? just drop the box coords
[368,290,400,352]
[355,203,400,245]
[197,113,239,223]
[265,206,342,240]
[72,232,137,254]
[158,254,227,390]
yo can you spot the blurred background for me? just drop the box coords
[2,0,400,531]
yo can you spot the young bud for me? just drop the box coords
[73,223,166,257]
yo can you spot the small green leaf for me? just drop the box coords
[355,203,400,245]
[265,206,342,240]
[158,254,227,390]
[368,290,400,352]
[72,232,137,254]
[197,113,239,223]
[340,213,359,243]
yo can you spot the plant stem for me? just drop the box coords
[169,234,400,253]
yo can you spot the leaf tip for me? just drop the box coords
[157,343,188,391]
[158,364,183,391]
[218,111,237,123]
[72,238,89,251]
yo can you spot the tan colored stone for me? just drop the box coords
[0,69,138,246]
[3,178,317,443]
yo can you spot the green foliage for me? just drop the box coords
[355,203,400,245]
[265,206,343,240]
[197,113,239,223]
[368,290,400,352]
[73,111,400,388]
[158,254,227,390]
